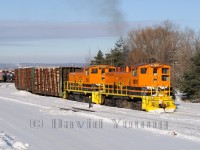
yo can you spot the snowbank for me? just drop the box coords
[0,130,30,150]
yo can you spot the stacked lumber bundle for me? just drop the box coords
[14,67,82,97]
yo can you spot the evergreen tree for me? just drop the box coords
[180,49,200,99]
[105,37,129,67]
[90,50,105,65]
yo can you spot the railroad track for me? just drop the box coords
[56,101,200,132]
[167,111,200,118]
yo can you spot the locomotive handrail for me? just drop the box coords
[102,83,128,96]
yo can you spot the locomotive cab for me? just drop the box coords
[130,63,170,87]
[129,63,175,112]
[86,65,116,85]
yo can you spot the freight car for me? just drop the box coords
[14,67,82,97]
[64,63,176,112]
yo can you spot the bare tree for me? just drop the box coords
[126,21,196,87]
[85,49,93,66]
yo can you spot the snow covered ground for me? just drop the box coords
[0,83,200,150]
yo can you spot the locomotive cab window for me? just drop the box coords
[109,68,115,72]
[162,68,169,74]
[141,68,147,74]
[86,69,89,76]
[102,68,105,74]
[162,75,169,81]
[132,68,138,76]
[91,68,98,74]
[153,68,157,75]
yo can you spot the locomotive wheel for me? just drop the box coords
[132,101,142,110]
[105,98,115,107]
[68,93,75,101]
[122,100,133,109]
[116,99,123,108]
[74,95,80,102]
[74,94,84,102]
[83,96,90,103]
[101,95,106,105]
[104,99,108,106]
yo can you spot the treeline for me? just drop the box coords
[90,21,200,100]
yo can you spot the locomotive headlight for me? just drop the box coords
[159,86,167,90]
[160,86,164,89]
[146,86,155,90]
[146,86,152,90]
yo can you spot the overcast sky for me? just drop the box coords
[0,0,200,63]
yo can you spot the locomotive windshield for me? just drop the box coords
[109,68,115,72]
[132,68,137,76]
[162,68,169,74]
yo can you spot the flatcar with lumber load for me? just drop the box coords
[14,67,82,97]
